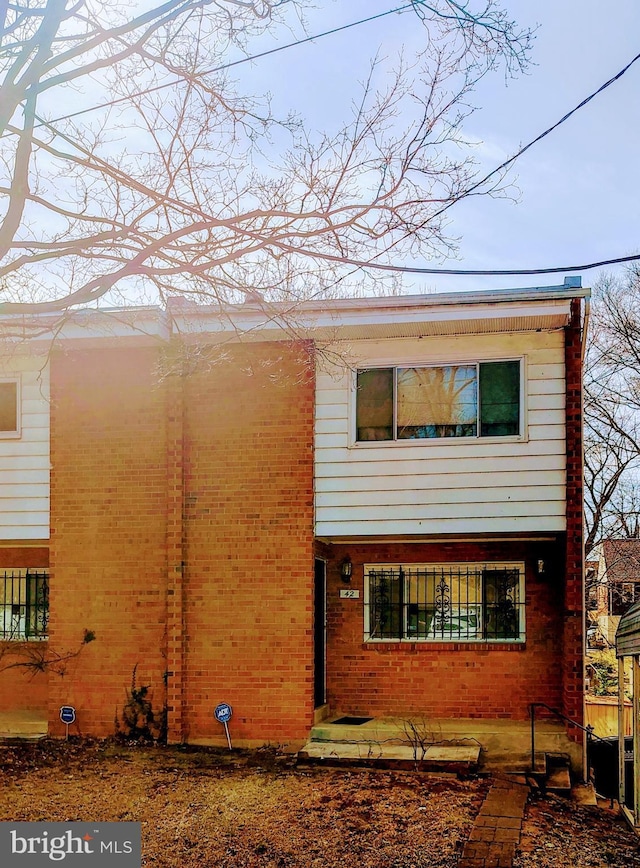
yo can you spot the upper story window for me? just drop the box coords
[0,379,20,438]
[356,361,520,442]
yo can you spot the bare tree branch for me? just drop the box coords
[0,0,532,323]
[584,270,640,554]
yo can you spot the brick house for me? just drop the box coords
[591,539,640,646]
[0,282,587,760]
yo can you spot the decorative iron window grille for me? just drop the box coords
[365,563,524,642]
[0,569,49,639]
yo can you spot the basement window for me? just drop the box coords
[0,379,20,438]
[0,570,49,640]
[355,361,520,441]
[364,563,524,642]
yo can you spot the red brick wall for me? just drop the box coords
[180,343,315,746]
[563,299,585,730]
[48,340,315,745]
[49,347,169,738]
[0,546,49,713]
[325,540,565,721]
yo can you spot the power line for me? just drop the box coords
[436,49,640,212]
[268,249,640,276]
[337,47,640,277]
[29,104,640,279]
[32,8,640,226]
[37,3,417,128]
[23,7,640,281]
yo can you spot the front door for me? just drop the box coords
[314,559,327,708]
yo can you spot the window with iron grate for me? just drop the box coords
[364,563,524,642]
[0,570,49,640]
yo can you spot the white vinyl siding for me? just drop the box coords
[0,356,49,540]
[314,331,566,537]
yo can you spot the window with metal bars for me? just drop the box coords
[364,563,524,642]
[0,570,49,640]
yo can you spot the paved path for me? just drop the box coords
[459,777,529,868]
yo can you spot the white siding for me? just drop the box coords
[315,331,567,537]
[0,354,49,539]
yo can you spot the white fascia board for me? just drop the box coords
[0,284,590,345]
[0,307,171,345]
[172,294,583,341]
[282,283,591,313]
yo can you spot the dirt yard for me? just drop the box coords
[0,740,639,867]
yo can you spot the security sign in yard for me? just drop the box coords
[0,822,141,866]
[59,705,76,741]
[214,702,233,750]
[59,706,76,725]
[214,703,232,724]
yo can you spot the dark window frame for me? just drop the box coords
[0,378,21,438]
[364,562,525,643]
[355,360,522,443]
[0,569,49,640]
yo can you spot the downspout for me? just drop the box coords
[165,306,187,743]
[581,295,590,363]
[563,277,591,781]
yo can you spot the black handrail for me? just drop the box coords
[530,702,617,802]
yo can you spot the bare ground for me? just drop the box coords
[0,740,639,867]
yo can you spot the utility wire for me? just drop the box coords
[33,8,640,218]
[25,8,640,279]
[323,48,640,278]
[434,48,640,215]
[32,101,640,278]
[37,3,417,128]
[249,249,640,276]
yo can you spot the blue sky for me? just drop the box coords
[234,0,640,294]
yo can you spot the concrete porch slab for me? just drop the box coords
[0,710,47,742]
[298,741,480,772]
[309,716,583,772]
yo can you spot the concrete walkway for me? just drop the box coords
[459,777,529,868]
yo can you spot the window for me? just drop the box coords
[356,361,520,441]
[365,563,524,642]
[0,570,49,640]
[611,582,639,616]
[0,379,20,437]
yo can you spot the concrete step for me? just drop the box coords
[298,741,480,773]
[571,782,598,806]
[544,752,572,793]
[545,765,572,793]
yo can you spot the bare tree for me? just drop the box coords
[0,628,95,678]
[0,0,531,325]
[584,270,640,555]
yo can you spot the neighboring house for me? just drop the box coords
[593,539,640,645]
[0,281,587,762]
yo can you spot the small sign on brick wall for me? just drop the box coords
[339,589,360,599]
